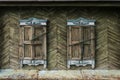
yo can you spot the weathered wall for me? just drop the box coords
[0,8,19,69]
[0,7,119,70]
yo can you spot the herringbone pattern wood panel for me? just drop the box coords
[89,8,120,69]
[107,11,120,69]
[48,8,67,69]
[0,7,119,69]
[0,22,10,68]
[1,10,20,69]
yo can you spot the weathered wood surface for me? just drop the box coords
[1,1,120,7]
[0,0,120,1]
[94,8,120,69]
[67,26,95,60]
[0,10,19,69]
[1,0,120,1]
[0,7,119,70]
[19,26,46,60]
[0,70,120,80]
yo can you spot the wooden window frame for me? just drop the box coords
[67,17,96,69]
[19,18,47,68]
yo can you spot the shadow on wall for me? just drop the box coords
[0,13,6,69]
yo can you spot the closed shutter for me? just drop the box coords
[19,18,47,68]
[67,17,96,69]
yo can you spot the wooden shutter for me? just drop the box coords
[19,18,47,68]
[67,17,96,69]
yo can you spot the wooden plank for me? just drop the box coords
[68,26,83,59]
[69,27,72,59]
[19,28,22,58]
[22,27,25,58]
[33,27,43,59]
[34,45,43,59]
[79,26,82,60]
[83,27,91,60]
[31,27,34,59]
[24,27,31,41]
[24,44,31,58]
[23,57,33,60]
[43,27,46,60]
[1,0,119,2]
[70,40,91,46]
[23,27,25,59]
[23,41,42,44]
[90,27,95,59]
[1,2,120,7]
[24,26,32,28]
[81,26,84,60]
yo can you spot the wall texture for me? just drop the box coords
[0,7,119,70]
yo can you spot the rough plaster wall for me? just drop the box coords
[0,7,119,69]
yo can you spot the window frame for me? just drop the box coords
[67,17,96,69]
[19,18,47,68]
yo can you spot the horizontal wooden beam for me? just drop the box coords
[0,2,120,6]
[0,0,120,2]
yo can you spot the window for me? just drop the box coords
[19,18,47,68]
[67,17,96,69]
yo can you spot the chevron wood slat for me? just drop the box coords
[0,7,119,70]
